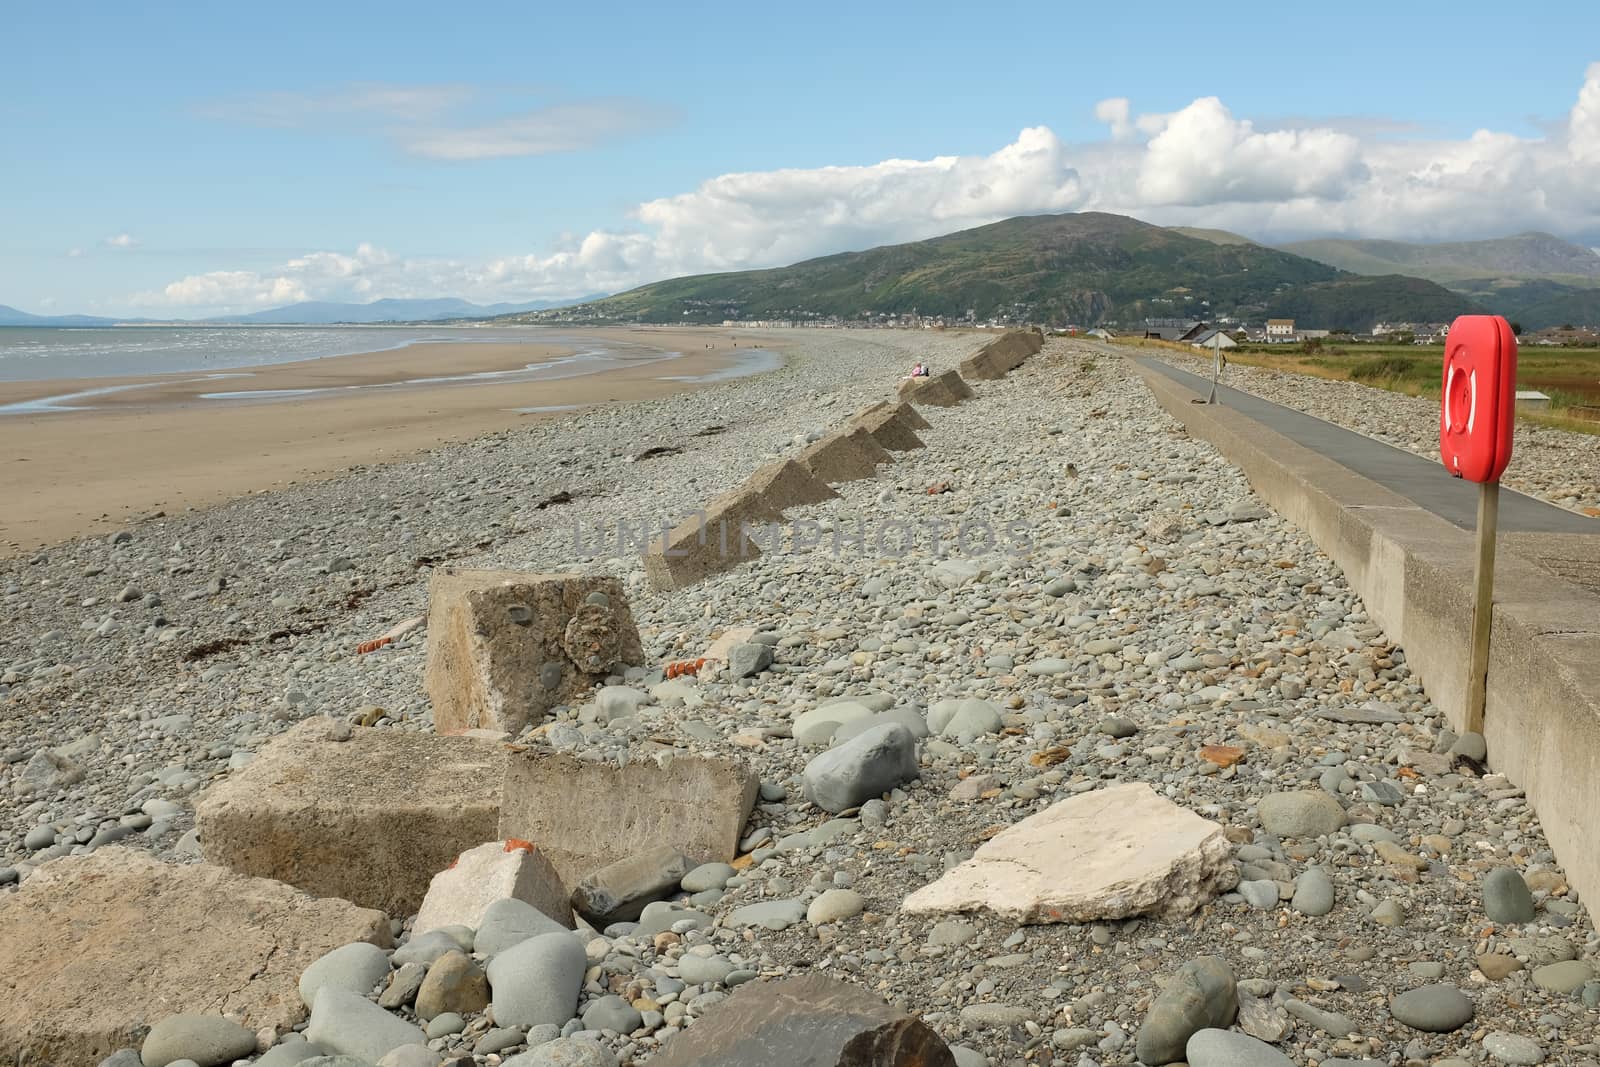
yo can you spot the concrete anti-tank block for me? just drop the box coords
[0,847,390,1063]
[196,718,507,915]
[424,569,644,737]
[497,748,760,886]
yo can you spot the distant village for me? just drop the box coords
[710,310,1599,348]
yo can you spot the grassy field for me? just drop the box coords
[1125,337,1600,435]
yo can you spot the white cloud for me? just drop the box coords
[200,82,669,160]
[104,233,138,249]
[400,99,672,161]
[141,64,1600,314]
[66,247,83,258]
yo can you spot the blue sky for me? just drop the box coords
[3,1,1598,317]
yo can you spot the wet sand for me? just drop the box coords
[0,327,784,555]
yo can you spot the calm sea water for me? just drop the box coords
[0,325,567,381]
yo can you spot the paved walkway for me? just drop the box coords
[1137,357,1598,535]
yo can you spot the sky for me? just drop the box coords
[3,1,1599,318]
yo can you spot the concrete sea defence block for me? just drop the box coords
[424,569,644,737]
[897,370,972,407]
[959,330,1040,380]
[861,397,932,429]
[0,847,390,1063]
[850,402,925,451]
[798,424,892,483]
[497,748,760,886]
[195,718,507,915]
[741,457,840,511]
[642,493,767,592]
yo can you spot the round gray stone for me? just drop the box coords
[1530,960,1593,994]
[1258,791,1345,838]
[486,931,587,1029]
[680,862,735,893]
[1186,1028,1293,1066]
[806,888,865,925]
[299,942,391,1008]
[140,1014,257,1067]
[1482,868,1536,925]
[580,994,642,1034]
[1482,1031,1545,1065]
[502,1037,617,1067]
[1390,984,1474,1033]
[677,954,734,985]
[1291,866,1335,916]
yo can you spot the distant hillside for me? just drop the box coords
[1170,227,1258,247]
[506,213,1355,327]
[1282,232,1600,285]
[1450,279,1600,330]
[1260,275,1485,331]
[208,296,585,324]
[0,304,121,326]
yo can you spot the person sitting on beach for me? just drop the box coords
[903,361,929,379]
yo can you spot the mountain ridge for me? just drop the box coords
[501,212,1480,331]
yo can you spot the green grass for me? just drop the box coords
[1211,342,1600,435]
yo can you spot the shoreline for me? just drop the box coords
[0,327,788,555]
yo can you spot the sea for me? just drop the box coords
[0,324,573,381]
[0,324,782,414]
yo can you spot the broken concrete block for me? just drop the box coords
[897,370,974,408]
[423,568,645,736]
[497,749,760,886]
[571,844,693,925]
[901,782,1237,923]
[196,719,506,915]
[413,840,573,937]
[850,402,925,451]
[798,425,891,484]
[0,848,389,1063]
[648,973,957,1067]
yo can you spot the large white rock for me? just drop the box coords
[414,841,572,935]
[901,783,1237,922]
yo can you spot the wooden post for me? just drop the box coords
[1464,478,1500,733]
[1207,334,1221,404]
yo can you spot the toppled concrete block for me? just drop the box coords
[0,848,390,1063]
[850,402,925,451]
[196,719,506,915]
[424,569,644,736]
[648,973,957,1067]
[901,783,1237,923]
[897,370,974,408]
[498,749,760,886]
[643,494,769,592]
[798,425,891,484]
[414,840,573,936]
[571,844,693,925]
[959,330,1042,381]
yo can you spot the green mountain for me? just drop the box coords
[509,212,1380,328]
[1260,275,1485,332]
[1282,232,1600,285]
[1170,227,1259,247]
[1448,278,1600,330]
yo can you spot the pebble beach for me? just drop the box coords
[2,329,1597,1066]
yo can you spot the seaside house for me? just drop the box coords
[1266,318,1296,342]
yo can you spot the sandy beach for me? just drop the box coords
[0,327,783,555]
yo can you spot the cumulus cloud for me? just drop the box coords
[200,81,669,160]
[141,64,1600,314]
[103,233,138,249]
